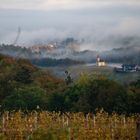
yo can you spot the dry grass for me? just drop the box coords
[0,110,139,140]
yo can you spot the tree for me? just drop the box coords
[47,92,69,112]
[14,65,33,84]
[128,89,140,113]
[128,78,140,113]
[14,58,37,84]
[77,78,128,114]
[2,86,47,110]
[65,71,73,85]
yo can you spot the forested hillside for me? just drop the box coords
[0,54,140,113]
[0,54,64,110]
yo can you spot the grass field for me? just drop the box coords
[43,63,140,84]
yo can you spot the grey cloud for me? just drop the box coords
[0,0,140,10]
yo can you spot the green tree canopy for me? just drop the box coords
[2,86,47,110]
[77,77,128,113]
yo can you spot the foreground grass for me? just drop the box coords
[0,110,139,140]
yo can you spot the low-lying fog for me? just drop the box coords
[0,0,140,51]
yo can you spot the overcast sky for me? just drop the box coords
[0,0,140,50]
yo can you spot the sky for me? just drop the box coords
[0,0,140,51]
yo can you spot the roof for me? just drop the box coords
[99,59,105,62]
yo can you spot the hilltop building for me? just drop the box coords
[96,55,106,67]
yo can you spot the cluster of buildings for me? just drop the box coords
[96,55,139,73]
[114,64,139,73]
[30,44,56,53]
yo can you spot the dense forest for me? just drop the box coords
[0,54,140,114]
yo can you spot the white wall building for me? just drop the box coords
[96,56,106,67]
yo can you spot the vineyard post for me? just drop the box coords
[123,116,126,128]
[137,122,140,140]
[2,115,5,133]
[93,115,96,127]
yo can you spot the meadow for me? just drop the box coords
[44,63,140,84]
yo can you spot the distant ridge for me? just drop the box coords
[0,43,140,66]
